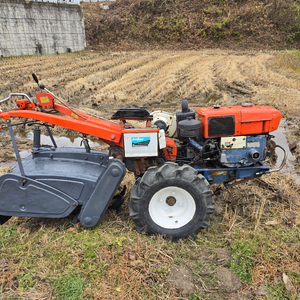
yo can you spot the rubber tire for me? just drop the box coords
[129,162,214,240]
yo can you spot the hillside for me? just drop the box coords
[83,0,300,51]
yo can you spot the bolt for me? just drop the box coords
[166,196,176,206]
[111,168,119,177]
[111,135,115,140]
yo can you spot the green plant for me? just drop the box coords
[52,274,86,300]
[19,273,35,291]
[108,236,126,247]
[266,281,296,300]
[288,3,300,42]
[188,294,200,300]
[230,240,256,282]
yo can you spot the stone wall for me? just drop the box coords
[0,0,86,57]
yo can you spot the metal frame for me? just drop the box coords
[6,120,25,177]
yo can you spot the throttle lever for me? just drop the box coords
[32,73,45,90]
[32,73,39,84]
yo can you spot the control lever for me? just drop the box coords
[32,73,45,90]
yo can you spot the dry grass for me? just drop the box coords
[83,0,300,51]
[1,50,300,120]
[217,171,300,236]
[0,166,13,176]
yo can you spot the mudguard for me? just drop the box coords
[0,174,78,218]
[79,159,126,227]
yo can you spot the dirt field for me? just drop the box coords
[0,50,300,299]
[1,50,300,148]
[1,50,300,115]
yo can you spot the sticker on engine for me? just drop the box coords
[247,142,260,148]
[132,137,150,147]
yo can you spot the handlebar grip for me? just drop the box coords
[32,73,39,84]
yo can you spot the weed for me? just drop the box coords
[288,3,300,42]
[230,228,300,286]
[19,273,34,291]
[266,281,296,300]
[108,236,126,247]
[188,294,200,300]
[52,274,86,300]
[154,265,170,278]
[230,238,256,282]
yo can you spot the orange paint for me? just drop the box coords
[196,105,281,138]
[36,92,54,109]
[163,138,177,162]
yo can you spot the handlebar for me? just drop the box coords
[0,93,33,112]
[0,93,33,106]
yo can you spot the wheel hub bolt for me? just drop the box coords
[166,196,176,206]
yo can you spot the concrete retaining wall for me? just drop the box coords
[0,0,86,57]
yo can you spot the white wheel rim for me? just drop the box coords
[148,186,196,229]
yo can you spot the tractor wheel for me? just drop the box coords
[129,162,214,240]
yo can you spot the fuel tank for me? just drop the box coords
[196,104,281,139]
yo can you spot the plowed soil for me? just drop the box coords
[1,50,300,117]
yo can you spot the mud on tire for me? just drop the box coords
[129,162,214,240]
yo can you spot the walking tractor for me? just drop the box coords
[0,74,286,240]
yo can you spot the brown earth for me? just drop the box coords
[1,50,299,116]
[1,50,300,142]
